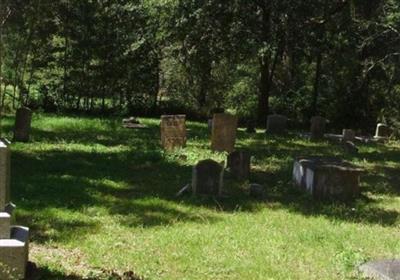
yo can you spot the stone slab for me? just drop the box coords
[359,259,400,280]
[160,115,187,151]
[293,157,363,200]
[211,114,238,153]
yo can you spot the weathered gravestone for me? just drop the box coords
[14,107,32,142]
[359,259,400,280]
[211,113,238,153]
[192,160,224,196]
[227,151,251,180]
[293,157,363,200]
[160,115,187,151]
[0,139,30,280]
[342,129,356,142]
[0,140,11,211]
[310,116,327,140]
[375,123,392,138]
[266,114,287,134]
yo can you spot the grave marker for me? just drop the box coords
[211,113,238,153]
[160,115,187,151]
[310,116,327,140]
[192,160,224,196]
[14,107,32,142]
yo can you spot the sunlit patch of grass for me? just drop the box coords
[1,113,399,279]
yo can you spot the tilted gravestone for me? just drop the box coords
[293,157,363,200]
[266,114,287,134]
[160,115,187,151]
[359,259,400,280]
[192,160,224,196]
[375,123,392,138]
[227,151,251,180]
[14,107,32,142]
[342,129,356,142]
[211,113,238,153]
[310,116,327,140]
[0,139,30,279]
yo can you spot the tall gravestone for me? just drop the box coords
[192,160,224,196]
[266,114,287,134]
[0,139,30,279]
[227,151,251,180]
[211,113,238,153]
[160,115,187,151]
[14,107,32,142]
[0,140,11,210]
[310,116,327,140]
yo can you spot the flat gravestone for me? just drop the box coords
[0,140,11,211]
[160,115,186,151]
[211,113,238,153]
[310,116,327,140]
[266,114,287,134]
[359,259,400,280]
[227,151,251,180]
[192,160,224,196]
[14,107,32,142]
[375,123,392,138]
[342,129,356,142]
[293,157,363,200]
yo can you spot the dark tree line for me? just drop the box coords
[0,0,399,130]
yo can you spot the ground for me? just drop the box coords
[1,114,399,279]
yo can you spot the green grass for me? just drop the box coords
[1,113,399,279]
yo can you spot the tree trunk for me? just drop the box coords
[311,52,322,116]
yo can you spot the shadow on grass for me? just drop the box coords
[27,265,144,280]
[3,114,399,245]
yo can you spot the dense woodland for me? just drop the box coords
[0,0,399,131]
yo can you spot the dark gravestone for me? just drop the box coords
[375,123,392,138]
[211,113,238,153]
[343,141,359,154]
[342,129,355,142]
[227,151,251,180]
[266,114,287,134]
[359,259,400,280]
[192,160,224,196]
[310,116,327,140]
[160,115,186,151]
[14,107,32,142]
[293,157,363,200]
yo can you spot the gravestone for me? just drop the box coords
[0,140,11,211]
[359,259,400,280]
[211,113,238,153]
[375,123,392,138]
[192,160,224,196]
[293,157,363,200]
[14,107,32,142]
[160,115,187,151]
[0,139,30,279]
[310,116,327,140]
[227,151,251,180]
[266,114,287,134]
[342,129,355,142]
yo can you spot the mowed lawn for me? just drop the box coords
[1,114,399,279]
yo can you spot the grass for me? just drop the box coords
[1,113,399,279]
